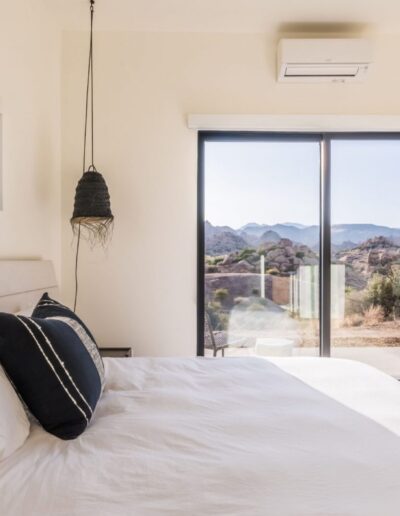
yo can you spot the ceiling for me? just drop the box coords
[46,0,400,34]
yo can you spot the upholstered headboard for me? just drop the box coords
[0,260,58,313]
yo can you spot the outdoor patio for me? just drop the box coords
[205,345,400,379]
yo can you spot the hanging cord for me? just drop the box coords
[73,224,81,312]
[82,0,95,174]
[90,0,94,168]
[74,0,95,312]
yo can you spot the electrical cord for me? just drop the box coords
[74,0,95,313]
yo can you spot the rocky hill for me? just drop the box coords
[335,236,400,289]
[205,221,400,256]
[205,231,400,292]
[258,229,281,244]
[205,221,247,254]
[206,238,318,275]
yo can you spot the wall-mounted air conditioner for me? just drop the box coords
[277,38,372,83]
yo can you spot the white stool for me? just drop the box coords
[255,338,294,357]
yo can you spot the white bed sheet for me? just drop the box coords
[1,356,400,516]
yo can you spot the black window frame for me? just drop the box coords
[197,130,400,357]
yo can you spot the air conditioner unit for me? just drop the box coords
[277,39,372,83]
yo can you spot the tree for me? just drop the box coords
[365,273,395,319]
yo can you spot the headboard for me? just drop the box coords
[0,260,58,313]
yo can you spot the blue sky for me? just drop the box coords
[205,139,400,229]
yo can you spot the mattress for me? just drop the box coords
[1,356,400,515]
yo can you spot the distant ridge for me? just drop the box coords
[205,221,400,255]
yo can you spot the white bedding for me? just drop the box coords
[1,356,400,516]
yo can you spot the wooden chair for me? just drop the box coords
[204,312,229,357]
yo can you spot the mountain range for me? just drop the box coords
[205,221,400,255]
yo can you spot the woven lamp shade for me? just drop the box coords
[71,170,114,244]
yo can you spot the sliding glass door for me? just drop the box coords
[199,132,400,378]
[331,138,400,377]
[199,134,320,359]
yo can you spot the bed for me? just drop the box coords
[1,261,400,515]
[1,355,400,516]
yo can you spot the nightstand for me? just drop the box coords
[99,347,132,358]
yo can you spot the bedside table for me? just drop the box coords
[99,347,132,358]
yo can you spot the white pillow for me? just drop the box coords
[0,367,30,460]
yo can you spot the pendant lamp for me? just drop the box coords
[71,0,113,310]
[71,0,113,243]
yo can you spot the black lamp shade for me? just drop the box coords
[71,170,113,220]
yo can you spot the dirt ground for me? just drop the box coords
[300,320,400,347]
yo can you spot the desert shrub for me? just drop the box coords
[345,288,367,316]
[363,305,385,326]
[390,269,400,294]
[205,265,218,273]
[214,288,229,304]
[366,274,381,306]
[365,273,395,318]
[218,312,229,330]
[213,256,224,265]
[206,302,228,331]
[342,314,364,327]
[233,248,256,263]
[389,268,400,317]
[205,256,224,266]
[205,302,220,328]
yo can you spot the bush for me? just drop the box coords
[214,288,229,304]
[295,251,305,259]
[342,314,364,327]
[205,265,218,273]
[345,288,367,316]
[206,302,228,331]
[213,256,224,265]
[389,269,400,317]
[206,302,220,327]
[232,248,256,263]
[205,256,224,266]
[365,274,395,318]
[266,267,280,276]
[363,305,385,326]
[218,312,229,330]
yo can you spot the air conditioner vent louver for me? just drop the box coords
[277,39,371,83]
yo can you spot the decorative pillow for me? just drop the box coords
[32,293,97,343]
[0,366,30,460]
[0,296,105,440]
[32,293,104,384]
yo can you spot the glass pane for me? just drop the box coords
[331,139,400,377]
[203,140,320,357]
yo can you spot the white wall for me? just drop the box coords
[61,31,400,356]
[0,1,61,280]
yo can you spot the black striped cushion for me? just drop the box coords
[0,306,104,440]
[32,293,97,343]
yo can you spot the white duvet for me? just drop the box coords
[1,356,400,516]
